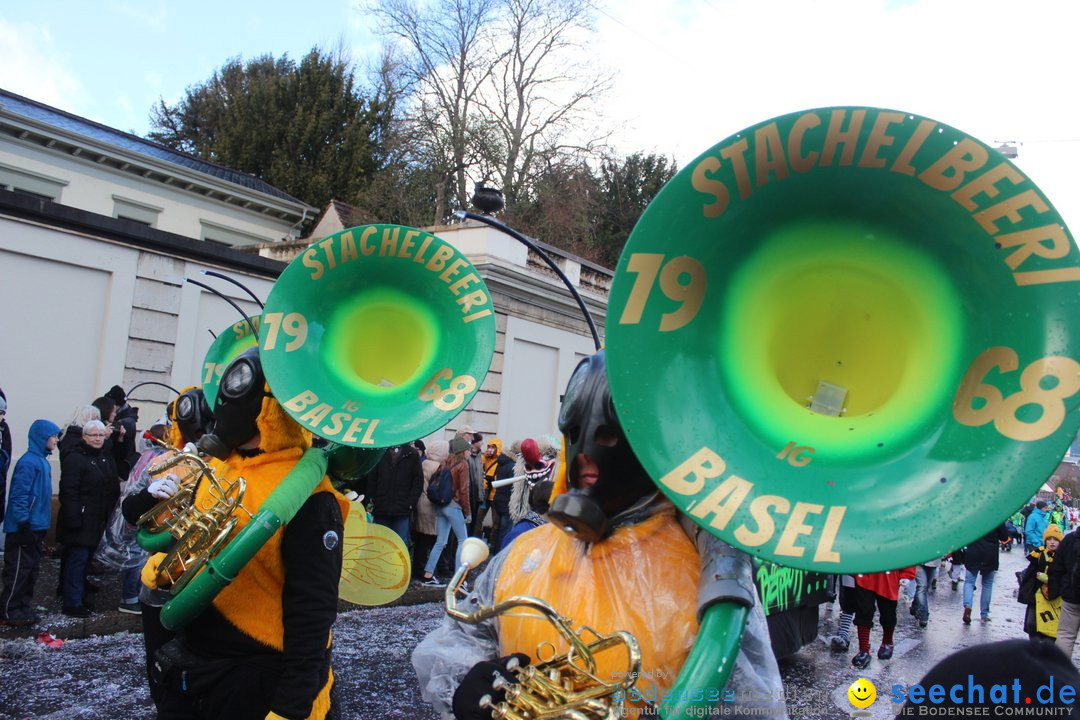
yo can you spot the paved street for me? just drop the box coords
[0,547,1054,719]
[784,548,1042,718]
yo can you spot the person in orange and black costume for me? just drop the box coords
[119,387,213,710]
[147,349,349,720]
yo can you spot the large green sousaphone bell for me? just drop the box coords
[606,106,1080,573]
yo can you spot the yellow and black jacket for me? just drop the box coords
[176,397,348,720]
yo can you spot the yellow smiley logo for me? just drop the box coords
[847,678,876,709]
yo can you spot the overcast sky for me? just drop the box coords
[2,0,1078,233]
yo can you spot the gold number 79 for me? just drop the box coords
[262,312,308,352]
[618,253,706,332]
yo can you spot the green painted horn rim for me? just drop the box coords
[261,225,496,448]
[606,106,1080,573]
[201,317,261,408]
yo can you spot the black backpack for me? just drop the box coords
[1017,562,1039,605]
[427,466,453,507]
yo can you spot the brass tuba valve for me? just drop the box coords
[137,445,251,592]
[446,539,641,720]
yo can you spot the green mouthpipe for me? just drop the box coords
[160,447,330,630]
[659,603,748,719]
[136,527,174,553]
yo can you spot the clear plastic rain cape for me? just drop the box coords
[412,500,787,718]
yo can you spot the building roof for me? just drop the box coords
[0,87,308,208]
[308,198,379,236]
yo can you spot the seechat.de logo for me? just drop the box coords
[891,674,1076,709]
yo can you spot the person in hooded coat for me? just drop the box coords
[1,418,61,625]
[1026,501,1051,554]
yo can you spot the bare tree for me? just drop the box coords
[366,0,609,219]
[479,0,612,203]
[367,0,504,220]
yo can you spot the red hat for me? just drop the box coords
[521,438,542,466]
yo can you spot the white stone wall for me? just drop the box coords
[0,213,277,487]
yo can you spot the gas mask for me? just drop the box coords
[174,387,213,445]
[197,348,267,460]
[548,352,657,543]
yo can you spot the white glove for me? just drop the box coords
[148,475,180,500]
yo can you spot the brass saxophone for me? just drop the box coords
[445,538,642,720]
[137,443,250,592]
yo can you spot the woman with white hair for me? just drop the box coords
[57,419,119,617]
[55,405,104,601]
[58,404,101,461]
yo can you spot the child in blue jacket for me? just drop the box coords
[1,419,62,625]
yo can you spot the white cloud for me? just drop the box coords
[104,0,169,28]
[591,0,1080,231]
[0,19,88,113]
[594,0,1079,164]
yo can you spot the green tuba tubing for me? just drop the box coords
[136,527,175,553]
[159,446,331,630]
[659,602,749,719]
